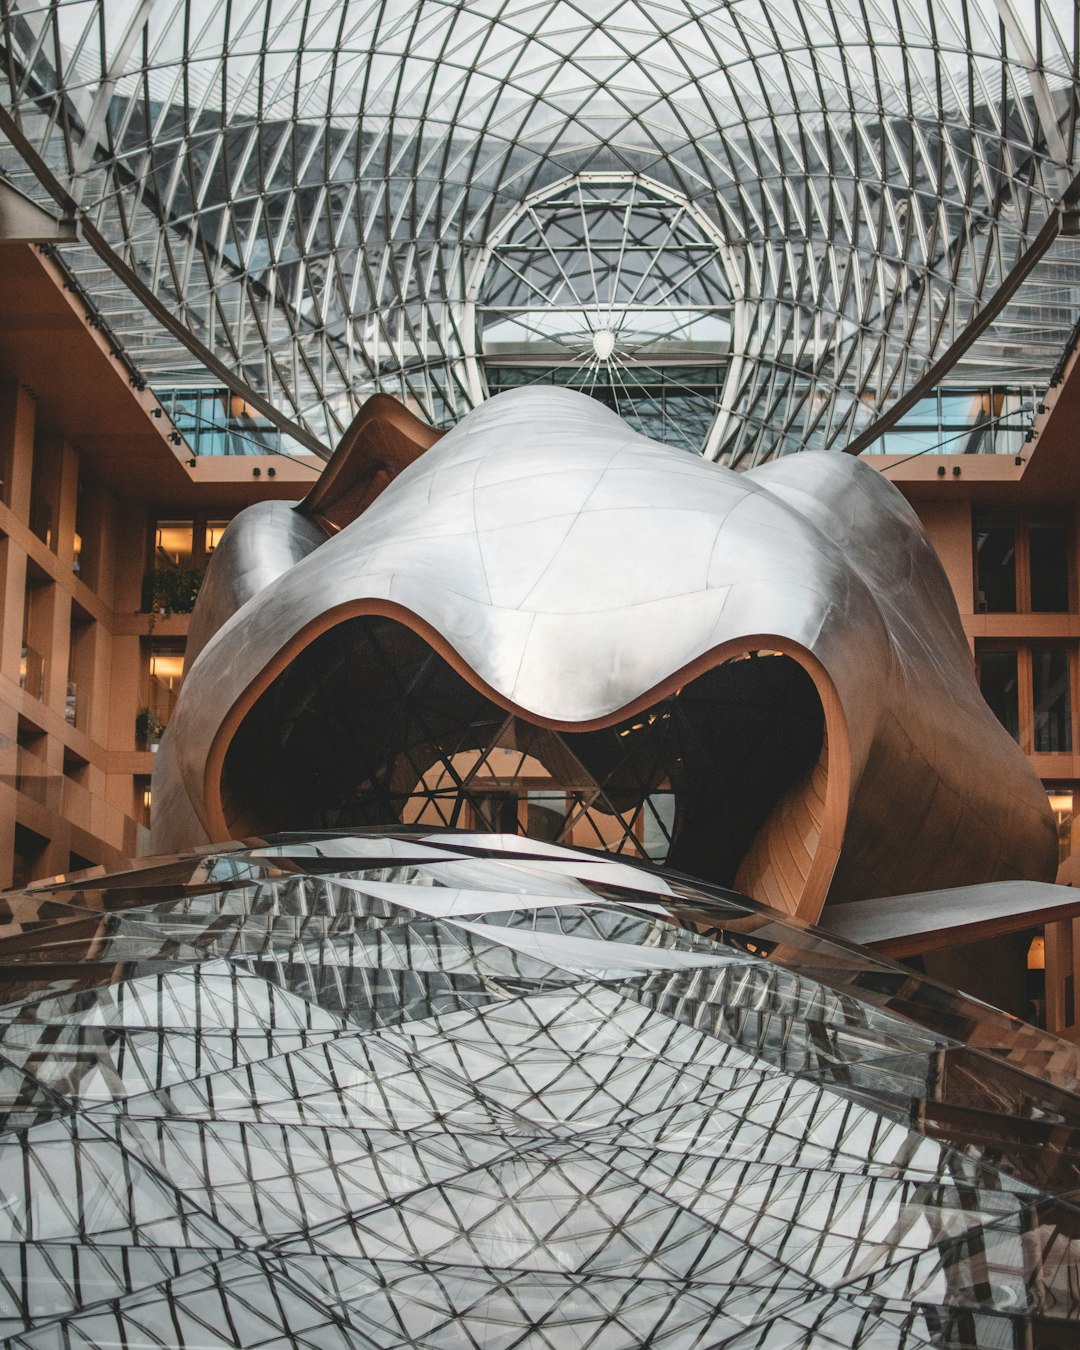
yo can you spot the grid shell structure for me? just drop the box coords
[0,831,1079,1347]
[0,1,1078,461]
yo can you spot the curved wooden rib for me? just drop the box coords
[298,393,444,533]
[735,736,831,916]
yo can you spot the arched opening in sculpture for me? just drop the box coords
[221,615,827,896]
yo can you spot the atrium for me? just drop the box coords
[0,3,1079,1346]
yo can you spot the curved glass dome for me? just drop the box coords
[0,1,1077,461]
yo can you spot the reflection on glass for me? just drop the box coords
[471,791,519,832]
[526,791,567,841]
[978,649,1019,741]
[2,831,1080,1347]
[643,793,676,859]
[1047,789,1076,864]
[484,365,724,453]
[1033,648,1072,753]
[871,387,1033,455]
[1030,520,1069,612]
[974,513,1016,612]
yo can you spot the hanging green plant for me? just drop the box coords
[141,567,203,631]
[135,706,165,748]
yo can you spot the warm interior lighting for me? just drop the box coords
[142,787,152,811]
[1048,792,1073,816]
[155,520,194,567]
[149,653,185,687]
[205,521,228,554]
[1027,935,1046,970]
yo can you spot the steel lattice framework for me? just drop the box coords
[0,0,1078,461]
[2,831,1080,1346]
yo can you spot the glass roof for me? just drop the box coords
[1,831,1080,1345]
[0,1,1078,460]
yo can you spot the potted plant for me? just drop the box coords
[135,706,165,750]
[141,568,203,632]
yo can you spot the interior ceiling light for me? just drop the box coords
[591,329,617,361]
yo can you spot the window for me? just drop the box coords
[205,520,229,556]
[978,644,1075,755]
[974,514,1016,613]
[66,601,95,732]
[1047,788,1080,864]
[1033,649,1072,752]
[154,519,195,570]
[73,472,99,587]
[11,823,47,889]
[28,431,58,551]
[146,642,185,729]
[162,388,289,457]
[974,510,1071,614]
[525,791,567,842]
[978,650,1019,741]
[1029,521,1070,612]
[149,512,235,573]
[872,386,1034,457]
[20,564,51,702]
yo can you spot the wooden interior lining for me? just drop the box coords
[202,603,851,923]
[735,732,829,916]
[298,393,444,533]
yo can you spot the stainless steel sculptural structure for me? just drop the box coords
[151,386,1056,921]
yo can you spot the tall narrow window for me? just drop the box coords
[974,513,1016,612]
[1029,520,1070,612]
[978,650,1019,742]
[1032,648,1072,753]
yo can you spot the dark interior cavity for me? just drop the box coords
[223,616,824,887]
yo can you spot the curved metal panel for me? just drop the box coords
[183,502,328,671]
[153,387,1057,918]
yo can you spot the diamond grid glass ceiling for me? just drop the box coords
[0,1,1078,460]
[1,830,1080,1346]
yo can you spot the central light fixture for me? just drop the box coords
[591,328,617,360]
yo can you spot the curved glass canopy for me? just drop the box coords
[0,1,1077,461]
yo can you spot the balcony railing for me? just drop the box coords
[10,749,147,853]
[61,776,149,855]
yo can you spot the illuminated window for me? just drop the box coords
[1047,789,1078,864]
[205,521,229,555]
[154,519,195,569]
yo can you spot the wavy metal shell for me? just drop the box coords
[151,388,1056,920]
